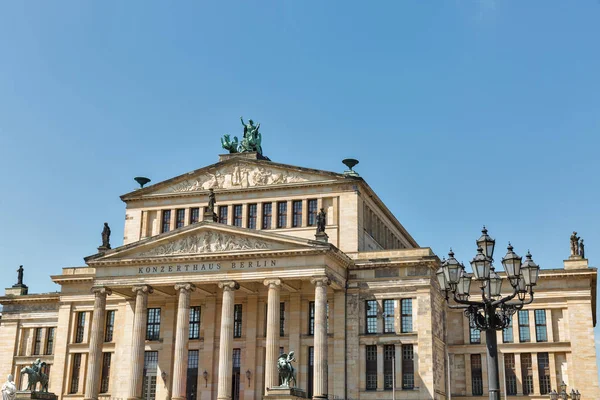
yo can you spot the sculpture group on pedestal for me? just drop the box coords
[570,231,585,258]
[277,351,297,388]
[19,359,49,392]
[221,117,263,155]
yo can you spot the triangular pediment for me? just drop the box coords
[121,158,350,200]
[86,222,329,263]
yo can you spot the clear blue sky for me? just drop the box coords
[1,0,599,382]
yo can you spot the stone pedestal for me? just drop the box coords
[203,211,218,222]
[314,232,328,243]
[5,286,28,296]
[264,387,307,400]
[16,391,58,400]
[564,258,589,269]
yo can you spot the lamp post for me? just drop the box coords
[436,227,540,400]
[550,382,581,400]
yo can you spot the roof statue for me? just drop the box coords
[221,117,263,155]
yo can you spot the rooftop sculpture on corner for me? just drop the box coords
[221,117,263,155]
[570,231,585,259]
[99,222,111,250]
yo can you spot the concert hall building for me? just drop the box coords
[1,149,598,400]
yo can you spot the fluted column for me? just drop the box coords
[84,286,112,400]
[217,281,240,400]
[264,279,282,391]
[311,277,330,399]
[128,285,153,400]
[172,283,196,400]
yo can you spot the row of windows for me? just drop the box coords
[365,344,414,390]
[470,309,549,344]
[365,299,412,334]
[159,199,321,233]
[32,327,55,355]
[73,310,116,344]
[69,352,111,394]
[363,204,405,250]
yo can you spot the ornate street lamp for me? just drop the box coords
[438,227,540,400]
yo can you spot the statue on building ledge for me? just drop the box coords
[570,231,582,259]
[203,188,218,222]
[220,116,264,156]
[12,265,27,289]
[315,208,328,243]
[98,222,111,251]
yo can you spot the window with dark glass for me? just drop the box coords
[142,351,158,400]
[401,299,412,333]
[366,345,377,390]
[187,350,199,400]
[384,344,395,390]
[292,200,302,227]
[383,300,395,333]
[471,354,483,396]
[70,353,82,393]
[307,199,318,226]
[105,310,115,342]
[176,209,185,229]
[366,300,378,334]
[146,308,161,341]
[503,315,513,343]
[521,353,534,395]
[535,309,548,342]
[33,328,42,355]
[402,344,414,389]
[232,348,241,400]
[277,202,287,228]
[280,302,285,337]
[262,203,272,229]
[518,310,530,342]
[190,207,200,224]
[308,301,315,335]
[219,206,228,224]
[45,327,55,355]
[161,210,171,233]
[100,352,111,393]
[470,327,481,344]
[75,312,85,343]
[504,353,517,395]
[233,205,243,227]
[538,352,551,394]
[233,304,242,338]
[189,306,201,340]
[247,204,257,229]
[307,346,314,398]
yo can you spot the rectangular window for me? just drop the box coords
[309,301,315,335]
[100,352,111,393]
[187,350,199,400]
[33,328,42,355]
[70,353,82,393]
[176,209,185,229]
[277,201,287,228]
[292,200,302,227]
[307,199,318,226]
[219,206,228,224]
[383,300,395,333]
[538,353,551,395]
[105,310,115,342]
[503,315,514,343]
[233,205,243,227]
[75,312,86,343]
[232,349,241,400]
[307,347,314,398]
[521,353,534,395]
[146,308,161,341]
[280,302,285,337]
[45,327,55,355]
[518,310,530,342]
[504,353,517,395]
[383,344,395,390]
[190,207,200,224]
[233,304,242,338]
[189,306,201,340]
[262,203,272,229]
[470,327,481,344]
[365,345,377,390]
[535,309,548,342]
[366,300,378,334]
[401,299,412,333]
[402,344,414,389]
[142,351,158,400]
[471,354,483,396]
[161,210,171,233]
[247,204,257,229]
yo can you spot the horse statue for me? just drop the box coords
[277,351,297,388]
[20,359,49,392]
[220,134,239,154]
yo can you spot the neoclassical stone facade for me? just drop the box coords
[0,152,598,400]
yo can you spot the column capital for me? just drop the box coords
[175,283,196,293]
[132,284,154,295]
[310,276,331,287]
[91,286,112,296]
[218,280,240,292]
[264,278,282,289]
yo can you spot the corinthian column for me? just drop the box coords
[311,277,330,399]
[264,279,282,391]
[128,285,153,400]
[84,286,112,400]
[217,281,240,400]
[172,283,196,400]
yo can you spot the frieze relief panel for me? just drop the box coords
[155,162,325,193]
